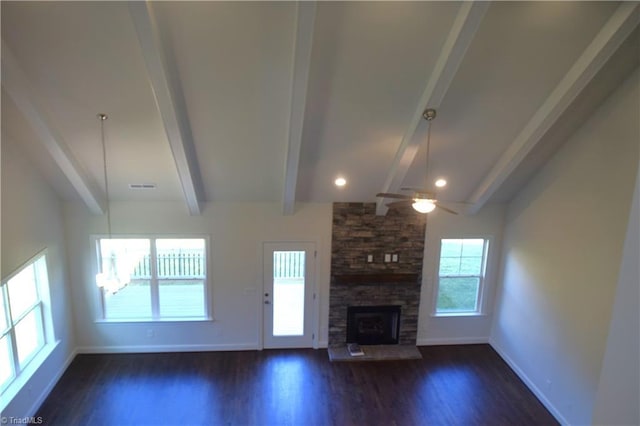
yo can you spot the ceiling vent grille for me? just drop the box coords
[128,183,156,190]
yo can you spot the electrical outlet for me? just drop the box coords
[384,253,391,262]
[367,254,373,263]
[392,254,398,262]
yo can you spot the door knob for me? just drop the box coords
[265,292,269,297]
[264,300,270,305]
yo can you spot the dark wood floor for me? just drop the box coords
[36,345,557,426]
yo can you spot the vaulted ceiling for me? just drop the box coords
[2,2,638,215]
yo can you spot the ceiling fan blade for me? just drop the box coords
[400,187,429,192]
[386,200,412,208]
[376,192,412,200]
[401,188,436,198]
[435,204,459,215]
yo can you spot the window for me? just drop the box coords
[96,237,209,321]
[1,253,49,393]
[272,250,305,336]
[435,238,489,315]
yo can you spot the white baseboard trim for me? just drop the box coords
[489,338,568,426]
[417,337,489,346]
[27,346,78,417]
[317,340,328,349]
[76,343,258,354]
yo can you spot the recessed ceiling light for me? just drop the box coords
[334,177,347,187]
[435,179,447,188]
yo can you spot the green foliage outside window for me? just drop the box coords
[436,239,487,314]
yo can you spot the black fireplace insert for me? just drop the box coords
[346,305,401,345]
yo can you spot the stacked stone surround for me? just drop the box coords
[329,203,426,346]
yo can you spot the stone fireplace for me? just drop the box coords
[329,203,426,347]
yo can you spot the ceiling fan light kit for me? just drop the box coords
[376,108,458,215]
[412,199,437,213]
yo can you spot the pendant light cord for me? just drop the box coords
[422,108,436,192]
[425,118,432,189]
[98,113,112,237]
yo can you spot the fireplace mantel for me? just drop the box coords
[333,273,419,285]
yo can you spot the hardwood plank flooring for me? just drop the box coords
[35,345,558,426]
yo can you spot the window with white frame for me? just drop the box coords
[1,253,49,393]
[96,237,209,321]
[435,238,489,315]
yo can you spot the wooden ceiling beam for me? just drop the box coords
[1,40,106,215]
[375,1,489,216]
[129,1,204,215]
[466,2,640,214]
[282,2,317,215]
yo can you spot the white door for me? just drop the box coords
[263,242,315,349]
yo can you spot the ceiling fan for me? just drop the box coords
[376,108,458,215]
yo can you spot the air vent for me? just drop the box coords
[128,183,157,190]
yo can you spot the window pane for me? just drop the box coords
[440,239,462,257]
[99,239,150,284]
[15,308,44,367]
[439,257,460,275]
[0,334,14,388]
[462,239,485,257]
[459,257,482,275]
[159,280,205,318]
[7,265,38,319]
[0,288,8,333]
[156,239,206,279]
[273,251,305,336]
[98,238,209,322]
[436,277,480,313]
[103,280,152,319]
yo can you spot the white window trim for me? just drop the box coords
[431,236,492,317]
[90,234,213,323]
[0,249,58,408]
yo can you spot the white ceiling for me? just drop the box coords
[2,1,638,215]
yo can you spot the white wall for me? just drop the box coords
[64,201,333,351]
[491,70,639,425]
[67,196,507,352]
[592,164,640,426]
[1,139,76,417]
[417,204,506,345]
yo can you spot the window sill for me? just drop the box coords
[0,340,60,413]
[430,312,487,318]
[95,317,214,324]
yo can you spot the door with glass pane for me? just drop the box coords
[263,242,315,349]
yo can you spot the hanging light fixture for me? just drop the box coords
[377,108,459,215]
[412,109,437,214]
[412,198,437,213]
[95,113,130,294]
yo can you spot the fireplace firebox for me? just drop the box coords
[346,305,401,345]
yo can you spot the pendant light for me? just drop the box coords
[95,113,130,294]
